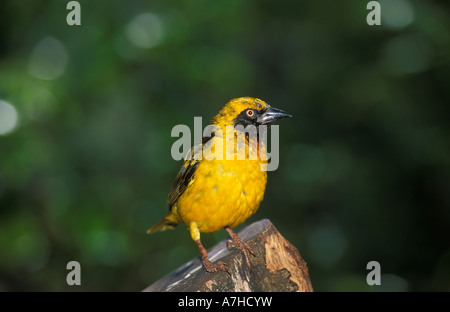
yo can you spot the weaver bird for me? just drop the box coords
[147,97,291,272]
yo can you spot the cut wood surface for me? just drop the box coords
[144,219,313,292]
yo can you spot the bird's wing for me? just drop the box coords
[167,135,216,209]
[167,158,199,209]
[167,141,202,209]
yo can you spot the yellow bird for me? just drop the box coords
[147,97,291,272]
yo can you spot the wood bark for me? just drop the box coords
[144,219,313,292]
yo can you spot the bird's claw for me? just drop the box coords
[202,259,230,275]
[226,237,255,268]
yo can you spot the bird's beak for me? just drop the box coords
[257,106,292,125]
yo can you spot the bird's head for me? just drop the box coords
[210,97,292,127]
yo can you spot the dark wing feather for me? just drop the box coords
[167,135,215,209]
[167,158,200,209]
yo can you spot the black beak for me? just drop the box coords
[257,106,292,125]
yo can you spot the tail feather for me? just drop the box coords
[147,211,179,234]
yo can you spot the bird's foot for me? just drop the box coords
[225,227,255,268]
[202,259,229,274]
[195,238,229,274]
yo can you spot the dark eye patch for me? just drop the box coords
[233,108,260,126]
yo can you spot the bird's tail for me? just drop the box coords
[147,210,179,234]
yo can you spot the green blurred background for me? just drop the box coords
[0,0,449,291]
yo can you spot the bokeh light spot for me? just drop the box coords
[126,13,164,49]
[28,37,68,80]
[0,100,19,135]
[380,0,414,29]
[372,274,409,292]
[382,34,432,75]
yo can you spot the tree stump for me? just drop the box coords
[143,219,313,292]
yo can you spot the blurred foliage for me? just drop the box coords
[0,0,449,291]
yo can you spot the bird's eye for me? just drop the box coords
[246,109,255,118]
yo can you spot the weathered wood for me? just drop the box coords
[143,219,313,292]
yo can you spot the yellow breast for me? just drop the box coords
[176,135,267,233]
